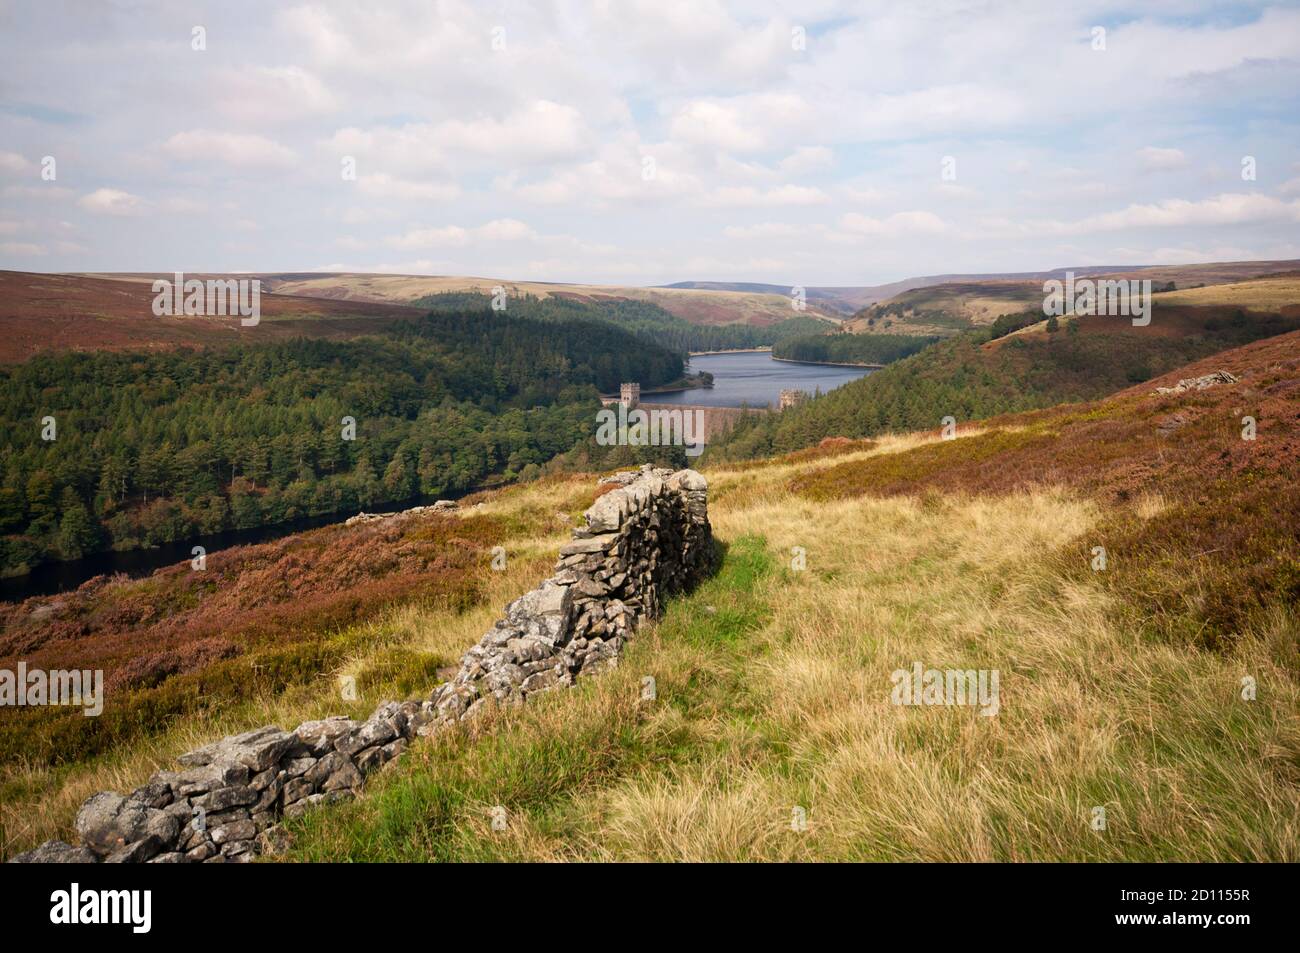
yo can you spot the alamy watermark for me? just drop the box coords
[595,403,705,458]
[50,883,151,933]
[1043,271,1151,326]
[152,272,260,326]
[890,661,1000,716]
[1,662,103,716]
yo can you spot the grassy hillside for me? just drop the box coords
[274,331,1297,861]
[412,291,834,354]
[1157,273,1300,313]
[0,271,422,363]
[6,329,1297,861]
[844,280,1044,336]
[263,273,841,327]
[839,262,1300,338]
[707,303,1300,462]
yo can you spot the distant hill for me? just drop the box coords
[666,259,1300,323]
[839,260,1300,337]
[262,273,840,326]
[844,280,1046,335]
[1157,272,1300,313]
[706,300,1300,462]
[0,271,423,364]
[0,271,838,362]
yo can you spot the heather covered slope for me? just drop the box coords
[5,331,1297,862]
[707,303,1300,462]
[280,334,1296,862]
[262,272,842,326]
[791,329,1300,645]
[0,271,423,363]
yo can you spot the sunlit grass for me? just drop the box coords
[280,458,1299,861]
[7,430,1298,862]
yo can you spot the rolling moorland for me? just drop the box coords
[708,293,1300,461]
[260,272,843,327]
[3,322,1297,860]
[0,262,1297,861]
[0,270,845,581]
[840,260,1300,338]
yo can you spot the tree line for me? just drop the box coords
[772,331,937,365]
[413,292,835,355]
[0,308,682,575]
[706,306,1300,463]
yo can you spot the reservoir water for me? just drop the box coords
[647,351,874,408]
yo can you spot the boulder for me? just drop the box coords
[293,716,357,757]
[7,839,98,864]
[335,718,397,757]
[75,793,180,858]
[178,725,294,773]
[192,785,259,814]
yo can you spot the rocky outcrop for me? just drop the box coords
[1153,370,1239,395]
[344,499,458,526]
[9,466,711,864]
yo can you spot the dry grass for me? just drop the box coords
[280,455,1300,862]
[7,369,1298,860]
[263,273,834,326]
[0,480,586,858]
[1159,275,1300,313]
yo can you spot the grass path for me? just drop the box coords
[280,470,1299,861]
[6,430,1295,861]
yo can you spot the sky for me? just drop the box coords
[1,0,1299,287]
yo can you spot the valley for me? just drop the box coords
[4,319,1296,862]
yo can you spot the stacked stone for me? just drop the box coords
[13,703,434,864]
[428,466,711,721]
[344,499,458,526]
[10,467,710,864]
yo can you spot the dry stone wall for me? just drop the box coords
[11,466,711,865]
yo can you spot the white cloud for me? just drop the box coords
[1070,193,1300,232]
[0,241,45,255]
[840,185,887,204]
[216,66,336,123]
[162,130,298,169]
[357,173,459,202]
[723,222,817,240]
[386,225,469,249]
[0,151,35,176]
[778,146,834,175]
[704,184,828,207]
[671,101,767,152]
[2,185,73,201]
[385,219,536,250]
[79,188,147,216]
[475,218,536,242]
[839,210,949,236]
[328,101,590,174]
[1137,146,1188,171]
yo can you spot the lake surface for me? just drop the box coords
[647,351,874,408]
